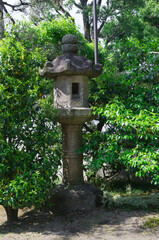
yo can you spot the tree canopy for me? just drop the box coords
[80,0,159,185]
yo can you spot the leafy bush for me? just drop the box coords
[13,18,106,64]
[103,191,159,211]
[82,37,159,185]
[0,28,62,221]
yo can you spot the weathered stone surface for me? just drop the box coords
[40,55,102,78]
[48,183,103,214]
[62,44,78,54]
[57,108,93,124]
[62,124,83,185]
[54,75,89,109]
[62,34,77,44]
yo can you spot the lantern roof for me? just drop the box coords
[40,34,102,78]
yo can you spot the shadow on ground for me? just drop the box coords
[0,206,156,239]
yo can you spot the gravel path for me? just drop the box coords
[0,206,159,240]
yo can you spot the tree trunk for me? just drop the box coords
[83,16,92,42]
[0,3,4,39]
[4,206,19,223]
[81,0,92,42]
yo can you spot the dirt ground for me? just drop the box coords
[0,205,159,240]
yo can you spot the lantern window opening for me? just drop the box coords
[72,82,80,99]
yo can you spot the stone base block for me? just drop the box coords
[48,183,103,214]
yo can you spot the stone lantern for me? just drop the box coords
[40,34,103,213]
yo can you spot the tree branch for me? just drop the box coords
[83,123,94,133]
[0,1,15,24]
[98,21,105,35]
[74,0,83,10]
[88,0,93,7]
[54,8,63,17]
[106,29,125,45]
[2,0,29,10]
[97,121,104,132]
[97,0,102,7]
[59,4,72,18]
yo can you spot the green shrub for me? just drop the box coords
[103,191,159,210]
[0,26,62,221]
[82,37,159,185]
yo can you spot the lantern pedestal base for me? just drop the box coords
[47,183,103,215]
